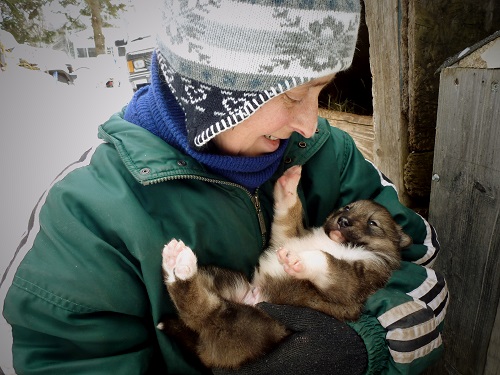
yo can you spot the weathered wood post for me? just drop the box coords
[427,31,500,375]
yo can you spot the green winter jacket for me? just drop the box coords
[3,112,448,374]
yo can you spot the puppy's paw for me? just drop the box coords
[162,239,197,283]
[277,247,305,277]
[241,286,262,306]
[277,248,328,282]
[274,165,302,210]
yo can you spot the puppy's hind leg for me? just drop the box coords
[160,242,289,369]
[161,239,222,333]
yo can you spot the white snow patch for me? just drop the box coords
[0,50,134,374]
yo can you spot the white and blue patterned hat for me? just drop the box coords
[156,0,361,148]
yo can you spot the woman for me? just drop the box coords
[3,0,448,374]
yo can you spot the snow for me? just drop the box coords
[481,38,500,69]
[0,51,134,374]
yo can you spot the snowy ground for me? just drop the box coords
[0,57,134,374]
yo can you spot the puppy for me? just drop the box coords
[158,165,412,369]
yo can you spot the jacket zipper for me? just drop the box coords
[144,175,267,247]
[252,192,267,245]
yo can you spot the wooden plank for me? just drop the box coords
[485,302,500,375]
[428,67,500,375]
[364,0,410,205]
[318,109,374,161]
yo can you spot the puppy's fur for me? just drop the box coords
[158,165,412,369]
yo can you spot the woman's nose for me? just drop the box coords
[290,97,319,138]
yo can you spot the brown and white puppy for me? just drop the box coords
[158,165,412,369]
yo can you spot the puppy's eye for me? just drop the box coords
[344,206,350,211]
[368,220,378,227]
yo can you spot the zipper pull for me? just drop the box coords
[253,191,267,245]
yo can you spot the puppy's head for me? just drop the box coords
[324,200,412,254]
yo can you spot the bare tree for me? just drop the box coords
[0,0,127,54]
[85,0,105,55]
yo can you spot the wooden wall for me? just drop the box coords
[364,0,500,215]
[427,65,500,375]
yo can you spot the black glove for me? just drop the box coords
[212,302,368,375]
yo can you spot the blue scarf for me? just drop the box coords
[124,54,288,191]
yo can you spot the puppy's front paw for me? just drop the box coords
[274,165,302,210]
[277,248,329,282]
[277,247,305,277]
[162,239,197,283]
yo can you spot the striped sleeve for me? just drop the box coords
[363,155,449,369]
[406,268,448,326]
[364,262,449,374]
[411,221,440,267]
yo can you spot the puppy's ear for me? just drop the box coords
[398,228,413,249]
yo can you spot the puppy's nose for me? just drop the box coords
[338,216,351,228]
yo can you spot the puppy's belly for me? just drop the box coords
[252,228,376,300]
[252,230,335,298]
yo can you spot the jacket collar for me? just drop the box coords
[98,111,331,186]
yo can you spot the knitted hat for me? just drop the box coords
[156,0,361,148]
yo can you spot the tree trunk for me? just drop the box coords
[85,0,105,55]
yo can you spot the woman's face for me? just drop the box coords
[211,75,334,157]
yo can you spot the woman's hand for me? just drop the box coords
[213,302,368,375]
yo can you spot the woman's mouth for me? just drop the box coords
[264,135,279,141]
